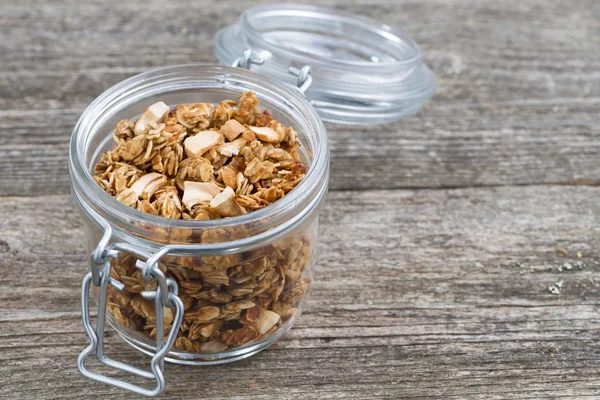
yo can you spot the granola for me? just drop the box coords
[95,92,313,352]
[94,91,307,219]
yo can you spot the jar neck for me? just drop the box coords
[69,64,329,250]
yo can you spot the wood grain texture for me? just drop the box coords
[1,187,600,399]
[1,0,600,398]
[1,0,600,195]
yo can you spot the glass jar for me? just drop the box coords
[70,65,329,395]
[70,4,435,396]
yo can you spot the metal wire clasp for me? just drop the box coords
[231,49,265,69]
[232,49,313,94]
[78,219,184,397]
[288,65,313,94]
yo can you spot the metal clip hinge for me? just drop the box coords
[288,65,313,94]
[78,239,183,397]
[232,49,265,70]
[232,49,313,95]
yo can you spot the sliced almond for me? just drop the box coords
[200,340,228,353]
[144,178,167,199]
[209,186,246,217]
[182,181,221,209]
[252,310,280,335]
[218,138,247,157]
[133,102,170,136]
[249,126,280,144]
[220,119,246,141]
[130,173,165,198]
[184,130,222,158]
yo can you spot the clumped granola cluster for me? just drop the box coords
[94,92,313,352]
[94,91,307,219]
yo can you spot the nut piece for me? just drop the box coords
[130,172,166,198]
[218,138,247,157]
[252,310,280,335]
[249,126,280,144]
[184,131,222,158]
[182,181,221,209]
[220,119,246,142]
[210,186,246,217]
[133,102,170,136]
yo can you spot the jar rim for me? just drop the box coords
[69,64,329,243]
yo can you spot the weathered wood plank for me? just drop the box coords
[1,0,600,195]
[2,99,600,196]
[1,186,599,399]
[2,0,600,398]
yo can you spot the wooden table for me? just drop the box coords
[2,0,599,398]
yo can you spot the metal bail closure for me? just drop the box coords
[231,49,264,69]
[78,219,184,397]
[231,49,312,95]
[288,65,312,95]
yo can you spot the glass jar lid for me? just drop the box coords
[214,4,436,125]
